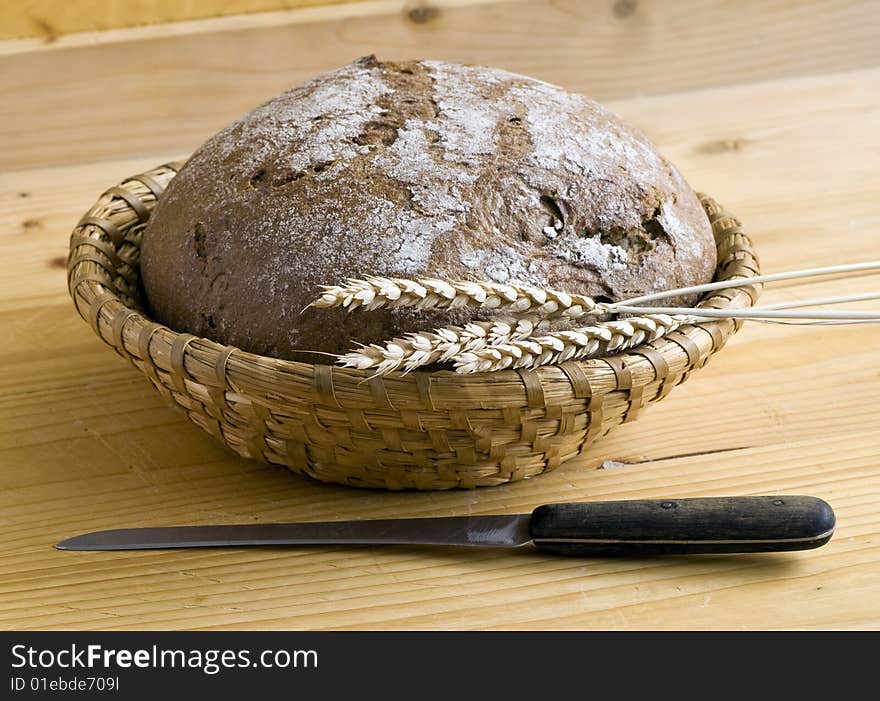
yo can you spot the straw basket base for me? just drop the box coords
[68,164,760,490]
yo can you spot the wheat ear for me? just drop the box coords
[451,314,690,374]
[310,276,601,321]
[336,316,543,375]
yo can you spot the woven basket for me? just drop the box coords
[67,163,760,490]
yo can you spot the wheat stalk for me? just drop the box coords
[613,260,880,307]
[451,314,691,374]
[321,260,880,375]
[336,316,544,375]
[310,275,601,321]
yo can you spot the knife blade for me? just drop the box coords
[56,495,836,557]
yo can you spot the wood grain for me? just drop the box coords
[1,4,879,630]
[3,0,880,172]
[0,0,367,40]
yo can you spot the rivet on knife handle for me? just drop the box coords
[528,496,836,556]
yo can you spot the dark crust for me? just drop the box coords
[141,57,716,362]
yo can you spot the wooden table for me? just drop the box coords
[1,0,878,630]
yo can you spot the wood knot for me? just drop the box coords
[696,138,751,155]
[612,0,638,19]
[22,218,43,233]
[31,16,58,44]
[407,4,440,24]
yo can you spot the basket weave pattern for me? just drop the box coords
[68,164,760,489]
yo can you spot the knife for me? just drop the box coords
[57,495,835,556]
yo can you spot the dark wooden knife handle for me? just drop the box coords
[529,496,835,556]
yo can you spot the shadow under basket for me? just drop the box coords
[67,163,760,490]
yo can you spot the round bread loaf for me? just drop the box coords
[141,56,716,363]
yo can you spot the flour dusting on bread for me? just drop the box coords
[141,57,715,360]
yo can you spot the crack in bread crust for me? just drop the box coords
[141,56,716,361]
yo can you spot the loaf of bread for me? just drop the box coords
[141,56,716,363]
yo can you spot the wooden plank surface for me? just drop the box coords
[0,0,365,40]
[3,0,880,172]
[1,2,879,630]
